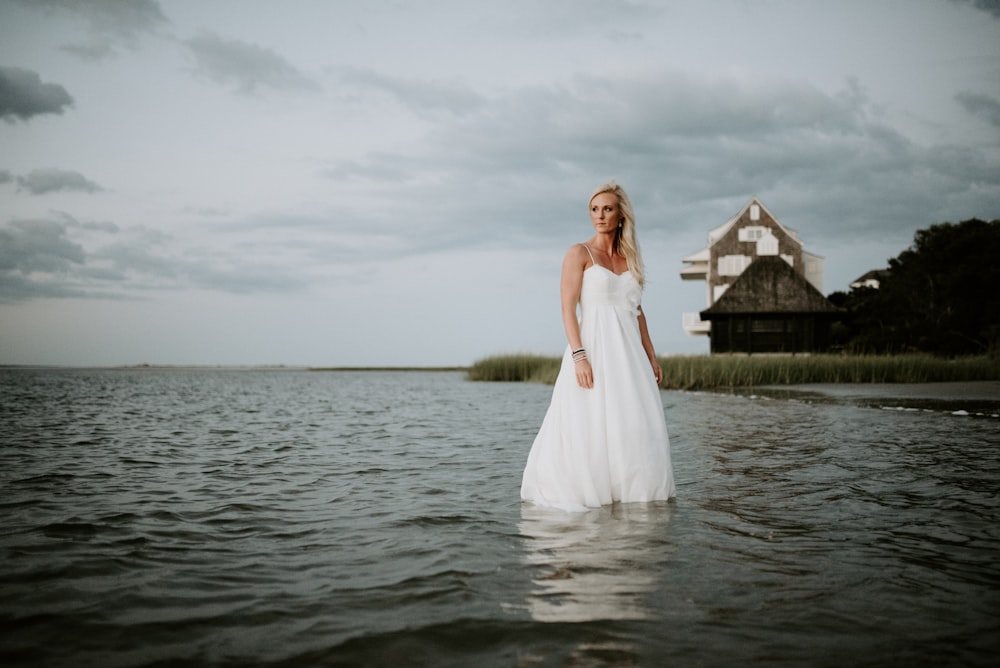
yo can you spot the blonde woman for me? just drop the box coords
[521,181,675,511]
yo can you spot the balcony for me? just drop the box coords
[680,248,710,281]
[680,263,708,280]
[682,312,711,336]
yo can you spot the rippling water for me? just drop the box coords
[1,368,998,667]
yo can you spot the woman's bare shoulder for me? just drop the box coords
[564,242,590,261]
[562,243,592,274]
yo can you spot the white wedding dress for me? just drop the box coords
[520,252,676,512]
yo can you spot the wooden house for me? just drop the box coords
[698,256,842,353]
[680,198,840,353]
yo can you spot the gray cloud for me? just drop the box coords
[75,218,119,233]
[17,168,103,195]
[334,66,485,117]
[320,70,1000,258]
[15,0,168,60]
[61,39,116,62]
[322,155,418,185]
[185,32,318,94]
[950,0,1000,18]
[47,210,121,234]
[0,273,93,301]
[95,231,312,294]
[0,170,12,184]
[0,215,309,303]
[181,250,310,294]
[477,0,662,39]
[0,218,85,275]
[20,0,168,35]
[955,91,1000,128]
[208,210,416,272]
[0,67,74,122]
[0,218,116,301]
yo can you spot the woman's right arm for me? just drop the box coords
[560,245,593,389]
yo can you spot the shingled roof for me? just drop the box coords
[701,256,841,316]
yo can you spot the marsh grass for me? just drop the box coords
[466,353,1000,389]
[465,354,562,384]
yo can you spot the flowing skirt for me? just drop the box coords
[520,306,675,511]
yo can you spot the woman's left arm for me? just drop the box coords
[637,306,663,386]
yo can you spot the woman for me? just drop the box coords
[520,181,676,511]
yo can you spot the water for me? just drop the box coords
[1,368,998,667]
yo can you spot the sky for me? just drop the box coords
[1,0,998,367]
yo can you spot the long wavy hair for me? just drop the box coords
[589,180,645,286]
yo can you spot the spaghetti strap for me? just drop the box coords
[580,243,596,267]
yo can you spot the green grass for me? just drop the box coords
[465,354,563,384]
[466,353,1000,390]
[310,366,467,372]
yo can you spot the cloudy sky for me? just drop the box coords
[1,0,998,367]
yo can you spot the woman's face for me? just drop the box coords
[589,192,621,234]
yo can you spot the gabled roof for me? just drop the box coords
[700,256,841,316]
[852,268,890,284]
[684,197,805,260]
[707,197,802,246]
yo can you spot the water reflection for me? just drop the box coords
[519,501,675,623]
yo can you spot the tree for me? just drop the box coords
[833,218,1000,355]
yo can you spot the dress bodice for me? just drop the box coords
[580,264,642,315]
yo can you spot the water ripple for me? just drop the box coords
[1,369,998,666]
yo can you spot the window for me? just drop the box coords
[757,231,779,256]
[738,226,766,242]
[750,204,760,221]
[717,254,751,276]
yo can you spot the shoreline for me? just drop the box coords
[754,380,1000,402]
[734,381,1000,416]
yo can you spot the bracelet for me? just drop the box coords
[572,348,588,363]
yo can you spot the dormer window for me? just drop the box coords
[739,226,767,242]
[757,230,779,256]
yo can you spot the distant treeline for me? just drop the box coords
[466,353,1000,390]
[828,218,1000,356]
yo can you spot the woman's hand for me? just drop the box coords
[575,358,594,389]
[650,358,663,386]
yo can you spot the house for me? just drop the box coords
[850,269,889,290]
[680,198,841,353]
[698,256,842,353]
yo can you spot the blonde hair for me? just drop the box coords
[589,180,645,286]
